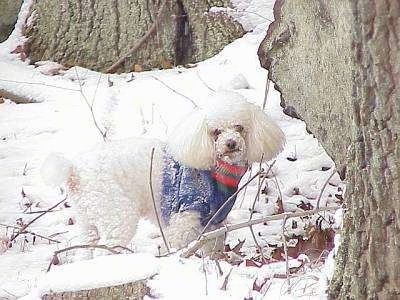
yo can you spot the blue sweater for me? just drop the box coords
[161,151,247,226]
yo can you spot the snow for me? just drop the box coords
[0,0,343,299]
[22,253,158,298]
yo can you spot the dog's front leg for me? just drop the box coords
[165,211,224,255]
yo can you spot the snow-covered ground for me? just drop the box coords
[0,1,344,299]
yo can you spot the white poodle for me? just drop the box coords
[43,91,285,254]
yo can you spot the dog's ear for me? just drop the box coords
[167,109,215,170]
[247,106,285,163]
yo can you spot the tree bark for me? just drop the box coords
[258,0,400,299]
[25,0,244,73]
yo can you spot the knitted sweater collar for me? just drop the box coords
[212,159,248,189]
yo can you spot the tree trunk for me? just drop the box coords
[25,0,244,73]
[258,0,400,299]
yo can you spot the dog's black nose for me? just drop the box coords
[226,139,237,150]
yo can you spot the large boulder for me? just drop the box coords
[0,0,23,42]
[259,1,400,299]
[25,0,245,73]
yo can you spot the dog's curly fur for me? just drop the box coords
[42,91,285,255]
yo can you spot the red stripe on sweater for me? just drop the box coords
[212,171,240,188]
[216,160,248,176]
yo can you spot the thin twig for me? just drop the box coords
[232,8,274,23]
[24,209,61,214]
[0,223,60,244]
[282,215,291,293]
[110,245,135,254]
[248,159,273,262]
[48,231,69,238]
[149,147,170,253]
[196,71,215,92]
[9,195,68,243]
[202,254,208,295]
[91,73,102,107]
[316,171,336,209]
[46,244,124,272]
[0,78,81,92]
[106,0,167,73]
[262,78,270,110]
[181,205,340,258]
[22,162,28,176]
[151,75,198,108]
[272,171,284,213]
[238,165,252,208]
[248,157,265,218]
[74,67,107,142]
[220,268,233,290]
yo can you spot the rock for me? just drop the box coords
[0,0,23,42]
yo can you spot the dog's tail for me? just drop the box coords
[40,152,73,187]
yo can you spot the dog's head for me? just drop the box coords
[167,91,285,169]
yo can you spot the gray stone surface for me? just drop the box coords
[25,0,245,73]
[42,279,149,300]
[0,0,23,42]
[259,0,400,298]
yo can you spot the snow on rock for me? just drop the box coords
[24,253,158,298]
[230,0,275,32]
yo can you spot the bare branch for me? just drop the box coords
[151,75,198,108]
[262,77,270,110]
[202,254,208,295]
[272,171,284,213]
[9,195,68,243]
[46,244,128,272]
[220,268,233,290]
[238,165,253,208]
[0,223,60,244]
[248,159,273,262]
[199,169,265,237]
[196,71,215,92]
[0,78,81,92]
[233,9,274,23]
[316,171,336,209]
[282,215,291,293]
[181,205,340,258]
[74,68,107,142]
[149,147,170,253]
[106,0,167,73]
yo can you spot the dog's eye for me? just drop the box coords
[212,129,222,137]
[234,124,244,133]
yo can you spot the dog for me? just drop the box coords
[42,91,285,256]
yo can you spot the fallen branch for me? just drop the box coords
[181,205,340,258]
[106,0,167,73]
[9,195,68,243]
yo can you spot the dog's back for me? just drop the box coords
[65,137,165,248]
